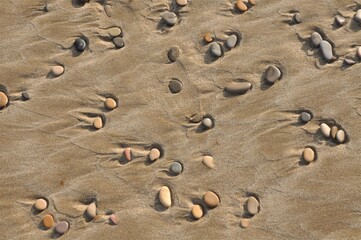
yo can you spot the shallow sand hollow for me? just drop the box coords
[1,0,361,239]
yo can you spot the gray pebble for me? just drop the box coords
[55,221,69,234]
[310,32,322,47]
[210,42,222,57]
[225,81,252,95]
[170,162,183,174]
[113,37,124,49]
[168,46,180,62]
[202,117,213,128]
[265,65,281,83]
[163,12,178,26]
[74,38,86,52]
[225,35,237,49]
[168,79,183,93]
[335,15,346,26]
[344,58,355,65]
[355,9,361,24]
[293,12,301,23]
[320,40,334,61]
[21,92,30,101]
[300,112,312,122]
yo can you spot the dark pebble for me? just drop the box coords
[74,38,86,52]
[168,79,183,93]
[168,46,180,62]
[113,37,125,49]
[21,92,30,101]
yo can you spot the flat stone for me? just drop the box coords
[235,0,248,12]
[22,92,30,101]
[202,156,214,169]
[202,117,213,128]
[163,12,178,26]
[34,198,47,211]
[225,81,252,95]
[331,126,338,139]
[168,79,183,93]
[210,42,222,57]
[170,162,182,174]
[320,40,334,61]
[0,92,8,108]
[240,218,250,228]
[357,47,361,58]
[159,186,172,208]
[191,205,203,219]
[204,32,213,43]
[149,148,161,161]
[355,9,361,24]
[246,196,259,215]
[303,147,315,163]
[176,0,187,7]
[86,202,97,219]
[51,66,64,77]
[74,38,86,52]
[335,15,346,26]
[293,12,301,23]
[310,32,322,47]
[55,221,69,234]
[93,117,103,129]
[203,191,220,208]
[109,214,118,225]
[108,27,121,37]
[265,65,281,83]
[113,37,124,49]
[104,5,112,17]
[42,214,54,228]
[336,129,346,143]
[320,123,331,138]
[226,34,238,48]
[300,112,312,122]
[344,59,355,65]
[168,46,180,62]
[105,98,117,110]
[124,148,132,161]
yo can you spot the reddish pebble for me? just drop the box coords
[124,148,132,161]
[110,214,118,225]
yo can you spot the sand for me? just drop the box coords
[1,0,361,239]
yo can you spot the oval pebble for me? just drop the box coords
[105,98,117,110]
[21,92,30,101]
[159,186,172,208]
[357,47,361,58]
[149,148,161,161]
[104,5,112,17]
[204,32,213,43]
[113,37,125,49]
[55,221,69,234]
[320,123,331,138]
[336,129,346,143]
[0,92,8,108]
[210,42,222,57]
[240,218,250,228]
[202,117,213,128]
[86,202,97,219]
[176,0,187,7]
[302,147,315,163]
[191,205,203,219]
[202,156,214,169]
[74,38,86,52]
[335,15,346,26]
[163,12,178,26]
[168,79,183,93]
[226,34,238,49]
[248,0,256,5]
[265,65,281,83]
[246,196,259,215]
[300,112,312,122]
[235,0,248,12]
[34,198,48,211]
[310,32,322,47]
[203,191,220,208]
[330,126,338,139]
[51,66,64,77]
[93,117,103,129]
[320,40,334,61]
[42,214,54,228]
[108,27,121,37]
[170,162,182,174]
[344,59,355,65]
[355,9,361,24]
[109,214,118,225]
[168,46,180,62]
[124,147,132,161]
[293,12,301,23]
[225,81,252,95]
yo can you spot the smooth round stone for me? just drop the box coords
[320,123,331,138]
[55,221,69,234]
[235,0,248,12]
[124,148,132,161]
[168,46,180,62]
[355,9,361,24]
[0,92,8,108]
[74,38,86,52]
[240,218,250,228]
[210,42,222,57]
[293,12,301,23]
[163,12,178,26]
[42,214,54,228]
[51,66,64,77]
[202,156,214,169]
[226,34,237,48]
[246,197,259,215]
[108,27,121,37]
[336,129,346,143]
[109,214,118,225]
[159,186,172,208]
[225,81,251,95]
[331,126,338,139]
[86,202,97,218]
[170,162,182,174]
[22,92,30,101]
[335,15,346,26]
[168,79,183,93]
[320,40,333,61]
[149,148,161,161]
[300,112,311,122]
[204,32,213,43]
[203,191,220,208]
[303,147,315,163]
[93,117,103,129]
[191,205,203,219]
[357,47,361,58]
[104,98,117,110]
[310,32,322,47]
[105,5,112,17]
[265,65,281,83]
[34,198,47,211]
[202,118,213,128]
[176,0,187,7]
[344,59,355,65]
[113,37,124,49]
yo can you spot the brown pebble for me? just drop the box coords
[331,126,338,139]
[104,98,117,110]
[42,214,54,228]
[204,32,213,43]
[302,147,315,163]
[168,46,180,62]
[149,148,161,161]
[235,0,248,12]
[191,205,203,219]
[123,148,132,161]
[240,218,250,228]
[159,186,172,208]
[168,79,183,93]
[176,0,187,7]
[336,129,346,143]
[0,92,8,108]
[246,196,259,215]
[203,191,220,208]
[34,198,48,211]
[109,214,118,225]
[93,117,103,129]
[202,156,214,169]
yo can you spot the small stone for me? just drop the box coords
[55,221,69,234]
[336,129,346,143]
[109,214,118,225]
[159,186,172,208]
[355,9,361,24]
[344,59,355,65]
[209,42,222,57]
[320,40,334,62]
[225,34,238,48]
[235,0,248,12]
[248,0,256,5]
[203,191,220,208]
[104,5,112,17]
[240,218,250,228]
[320,123,331,138]
[335,15,346,26]
[0,92,8,108]
[113,37,125,49]
[168,79,183,93]
[42,214,54,229]
[310,32,323,47]
[300,112,312,122]
[104,98,117,110]
[163,12,178,26]
[331,126,338,139]
[51,66,64,77]
[86,202,97,219]
[170,162,182,174]
[202,156,214,169]
[246,197,259,215]
[204,32,213,43]
[191,205,203,219]
[124,148,132,161]
[93,117,103,129]
[74,38,86,52]
[108,27,121,37]
[225,81,252,95]
[357,47,361,58]
[176,0,187,7]
[168,46,180,62]
[293,12,301,23]
[202,117,213,128]
[302,147,315,163]
[21,92,30,101]
[149,148,161,161]
[34,198,47,211]
[265,65,281,83]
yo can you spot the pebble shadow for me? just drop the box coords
[154,193,168,212]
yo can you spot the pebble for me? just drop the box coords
[34,198,48,211]
[209,42,222,57]
[331,126,338,139]
[168,46,180,62]
[310,32,322,47]
[225,34,238,48]
[246,196,259,215]
[202,156,214,169]
[74,38,86,52]
[42,214,54,228]
[176,0,187,7]
[357,47,361,58]
[55,221,69,234]
[225,81,252,95]
[159,186,172,208]
[124,147,132,161]
[51,66,64,77]
[335,15,346,26]
[170,162,182,174]
[320,123,331,138]
[149,148,161,161]
[320,40,334,61]
[203,191,220,208]
[336,129,346,143]
[163,12,178,26]
[113,37,125,49]
[202,117,213,128]
[204,32,213,43]
[191,205,203,219]
[293,12,302,23]
[344,59,355,65]
[168,79,183,93]
[109,214,118,225]
[248,0,256,5]
[108,27,121,37]
[265,65,281,83]
[355,9,361,24]
[22,92,30,101]
[93,117,103,129]
[302,147,315,163]
[104,5,112,17]
[86,202,97,219]
[0,91,8,108]
[104,98,117,110]
[240,218,250,228]
[235,0,248,12]
[300,112,312,122]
